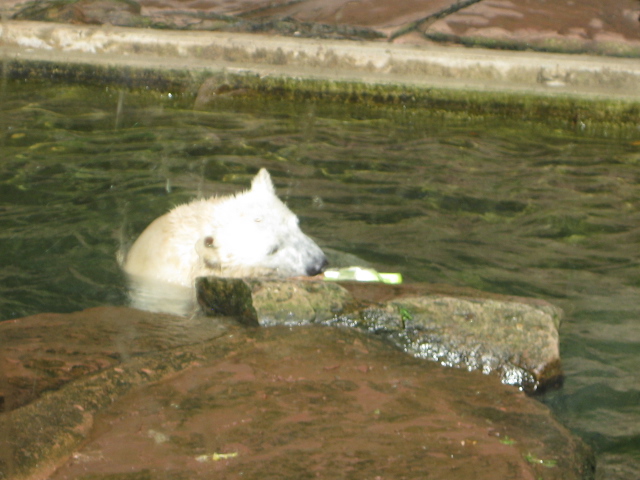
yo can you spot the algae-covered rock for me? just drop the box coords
[196,277,260,327]
[383,295,563,392]
[197,277,354,327]
[196,278,563,392]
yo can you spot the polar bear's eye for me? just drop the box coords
[204,236,215,248]
[268,245,280,255]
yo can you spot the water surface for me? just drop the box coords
[0,80,638,479]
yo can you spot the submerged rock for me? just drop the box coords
[197,278,562,392]
[0,308,594,480]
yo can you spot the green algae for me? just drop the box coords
[196,277,259,327]
[4,60,640,132]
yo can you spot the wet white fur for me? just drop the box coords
[123,169,326,292]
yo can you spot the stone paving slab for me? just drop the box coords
[4,0,640,56]
[410,0,640,56]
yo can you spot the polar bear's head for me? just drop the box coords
[195,169,327,278]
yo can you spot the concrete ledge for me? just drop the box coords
[2,20,640,100]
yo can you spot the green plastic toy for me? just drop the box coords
[323,267,403,284]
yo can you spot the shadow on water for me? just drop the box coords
[0,79,639,478]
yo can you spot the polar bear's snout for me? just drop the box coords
[307,256,329,277]
[297,234,328,276]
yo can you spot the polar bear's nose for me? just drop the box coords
[306,256,329,277]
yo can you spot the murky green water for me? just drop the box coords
[1,80,638,479]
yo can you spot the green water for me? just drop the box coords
[1,80,639,479]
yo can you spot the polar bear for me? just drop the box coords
[123,169,327,314]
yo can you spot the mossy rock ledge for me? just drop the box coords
[196,277,563,393]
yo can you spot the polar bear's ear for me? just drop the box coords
[251,168,275,194]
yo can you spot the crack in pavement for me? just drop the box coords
[389,0,486,42]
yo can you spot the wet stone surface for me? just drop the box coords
[197,277,354,327]
[0,307,230,412]
[0,308,594,480]
[386,295,563,392]
[197,278,563,392]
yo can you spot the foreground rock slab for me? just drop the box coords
[197,278,563,392]
[0,307,594,479]
[0,306,229,411]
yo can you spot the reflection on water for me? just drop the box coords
[125,273,197,316]
[0,80,639,479]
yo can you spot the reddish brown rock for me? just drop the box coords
[0,307,228,412]
[0,309,594,479]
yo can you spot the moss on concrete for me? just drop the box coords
[4,58,639,132]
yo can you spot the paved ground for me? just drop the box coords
[4,0,640,57]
